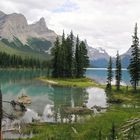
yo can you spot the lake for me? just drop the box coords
[1,68,129,138]
[86,68,130,85]
[1,70,107,123]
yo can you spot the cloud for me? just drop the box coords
[0,0,140,56]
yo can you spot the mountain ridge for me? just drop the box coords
[0,11,57,44]
[0,10,131,68]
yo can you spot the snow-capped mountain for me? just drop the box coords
[0,10,132,68]
[87,45,110,68]
[120,47,132,68]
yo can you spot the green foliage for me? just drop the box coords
[108,122,117,140]
[52,37,61,77]
[106,57,113,91]
[115,51,122,91]
[128,23,140,91]
[1,37,51,60]
[0,51,48,69]
[75,38,89,78]
[51,31,89,78]
[98,129,102,140]
[27,37,52,52]
[40,77,98,88]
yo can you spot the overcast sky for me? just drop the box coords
[0,0,140,56]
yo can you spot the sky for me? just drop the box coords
[0,0,140,56]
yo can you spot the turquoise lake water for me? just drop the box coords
[1,69,130,138]
[86,68,130,85]
[1,70,107,125]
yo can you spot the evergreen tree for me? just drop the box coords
[128,23,140,91]
[52,36,60,77]
[75,35,81,78]
[115,51,122,91]
[106,57,113,91]
[67,31,74,77]
[51,31,89,78]
[60,30,67,77]
[79,41,89,76]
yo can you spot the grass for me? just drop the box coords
[5,78,140,140]
[39,77,100,88]
[18,104,140,140]
[11,85,139,140]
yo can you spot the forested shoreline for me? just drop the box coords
[0,51,48,69]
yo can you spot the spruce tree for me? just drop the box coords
[128,23,140,91]
[75,35,81,78]
[69,31,74,77]
[51,31,89,78]
[79,41,89,76]
[106,57,113,91]
[115,51,122,91]
[51,36,60,77]
[61,31,67,77]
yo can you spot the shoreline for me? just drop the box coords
[38,77,101,88]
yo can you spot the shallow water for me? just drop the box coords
[1,70,107,138]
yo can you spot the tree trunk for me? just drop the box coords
[134,81,137,92]
[0,89,2,140]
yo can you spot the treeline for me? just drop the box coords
[51,31,89,78]
[0,52,48,69]
[106,23,140,92]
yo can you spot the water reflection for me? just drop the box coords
[86,68,130,85]
[1,70,107,138]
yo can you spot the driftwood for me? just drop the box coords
[17,94,31,105]
[91,105,108,112]
[71,127,78,134]
[63,107,92,114]
[2,128,20,133]
[120,117,140,139]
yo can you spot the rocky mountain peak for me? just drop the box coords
[6,13,28,26]
[29,17,50,35]
[0,11,6,20]
[0,11,6,16]
[0,11,57,43]
[38,17,46,27]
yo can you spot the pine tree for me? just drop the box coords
[68,31,74,77]
[128,23,140,91]
[51,31,89,78]
[75,35,81,78]
[51,36,60,77]
[79,41,89,76]
[115,51,122,91]
[106,57,113,91]
[61,31,67,77]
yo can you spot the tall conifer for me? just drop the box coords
[106,57,113,91]
[128,23,140,91]
[115,51,122,91]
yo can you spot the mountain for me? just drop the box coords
[120,48,131,68]
[0,10,131,68]
[87,44,110,68]
[0,11,57,43]
[0,11,58,60]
